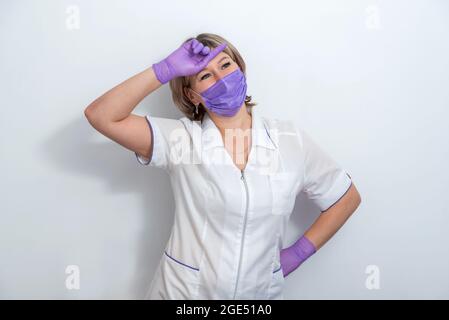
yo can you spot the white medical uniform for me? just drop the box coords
[134,107,352,300]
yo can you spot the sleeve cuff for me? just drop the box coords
[318,172,353,212]
[135,115,154,166]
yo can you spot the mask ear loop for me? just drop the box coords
[189,87,202,117]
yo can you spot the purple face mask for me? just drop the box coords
[192,68,248,117]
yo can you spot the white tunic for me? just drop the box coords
[134,107,352,300]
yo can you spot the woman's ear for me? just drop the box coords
[185,86,200,105]
[184,87,194,102]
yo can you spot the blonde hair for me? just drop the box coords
[168,33,257,122]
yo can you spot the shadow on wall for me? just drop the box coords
[290,192,321,241]
[40,92,184,299]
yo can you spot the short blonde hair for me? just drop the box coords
[168,33,257,122]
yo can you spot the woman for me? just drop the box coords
[84,33,362,300]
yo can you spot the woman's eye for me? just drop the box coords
[200,63,231,81]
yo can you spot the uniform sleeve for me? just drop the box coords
[297,127,353,212]
[134,115,189,172]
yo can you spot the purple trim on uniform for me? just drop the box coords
[273,265,282,274]
[164,251,200,271]
[134,115,154,165]
[263,120,278,149]
[320,173,353,213]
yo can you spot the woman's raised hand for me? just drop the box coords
[152,39,227,84]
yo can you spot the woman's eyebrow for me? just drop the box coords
[197,56,230,78]
[217,56,230,64]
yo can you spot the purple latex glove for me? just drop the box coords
[280,235,316,277]
[152,39,227,84]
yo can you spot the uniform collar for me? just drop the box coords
[200,107,277,151]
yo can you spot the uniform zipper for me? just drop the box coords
[233,169,249,299]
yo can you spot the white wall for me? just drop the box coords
[1,0,448,299]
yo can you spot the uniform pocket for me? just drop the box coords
[269,172,297,215]
[162,251,201,299]
[267,261,285,299]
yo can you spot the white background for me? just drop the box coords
[1,0,448,299]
